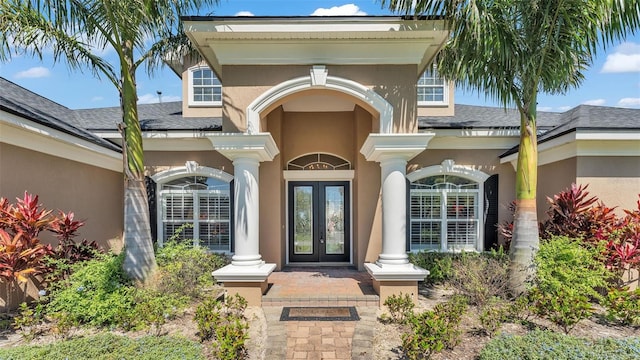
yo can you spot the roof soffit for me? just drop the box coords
[184,18,449,78]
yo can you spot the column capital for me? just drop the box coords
[360,133,435,162]
[208,132,279,162]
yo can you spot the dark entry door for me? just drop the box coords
[288,181,350,263]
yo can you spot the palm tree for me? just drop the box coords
[383,0,639,292]
[0,0,218,281]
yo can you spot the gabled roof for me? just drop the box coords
[500,105,640,157]
[75,101,222,131]
[419,104,562,130]
[0,77,121,152]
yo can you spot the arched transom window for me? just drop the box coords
[287,153,351,171]
[408,160,488,252]
[157,171,232,252]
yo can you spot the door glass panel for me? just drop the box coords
[325,186,345,255]
[293,186,313,254]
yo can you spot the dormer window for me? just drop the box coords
[418,62,448,106]
[188,66,222,106]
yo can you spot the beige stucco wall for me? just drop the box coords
[220,64,419,134]
[577,156,640,214]
[537,157,577,221]
[354,106,383,267]
[0,143,123,249]
[261,107,285,268]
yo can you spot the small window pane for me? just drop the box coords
[191,67,222,104]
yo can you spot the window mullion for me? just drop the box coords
[440,189,447,251]
[193,193,200,247]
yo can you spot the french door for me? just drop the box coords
[288,181,350,263]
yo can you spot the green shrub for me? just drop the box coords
[479,297,509,337]
[195,294,248,360]
[382,293,415,324]
[401,295,468,359]
[45,253,136,327]
[604,287,640,326]
[120,288,188,333]
[156,241,230,300]
[530,236,610,333]
[479,330,640,360]
[409,252,454,285]
[0,333,205,359]
[13,302,45,341]
[448,250,510,306]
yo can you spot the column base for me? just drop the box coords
[364,262,429,307]
[212,263,276,306]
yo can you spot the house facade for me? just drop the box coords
[1,16,639,306]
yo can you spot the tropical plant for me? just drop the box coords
[530,236,610,333]
[383,0,640,293]
[0,193,55,309]
[0,0,219,281]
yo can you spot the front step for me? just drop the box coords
[262,294,379,307]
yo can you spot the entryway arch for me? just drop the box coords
[245,65,393,134]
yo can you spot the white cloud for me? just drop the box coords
[557,106,572,112]
[601,42,640,73]
[582,99,606,106]
[137,93,181,104]
[235,11,254,16]
[91,96,104,102]
[536,106,553,112]
[14,66,51,79]
[617,97,640,108]
[311,4,367,16]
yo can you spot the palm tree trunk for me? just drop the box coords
[509,106,539,294]
[120,41,156,281]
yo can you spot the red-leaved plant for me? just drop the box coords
[499,185,640,288]
[0,193,54,310]
[0,192,103,309]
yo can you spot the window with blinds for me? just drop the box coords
[410,175,479,251]
[160,176,231,252]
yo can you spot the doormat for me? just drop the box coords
[280,306,359,321]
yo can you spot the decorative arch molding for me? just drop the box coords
[151,162,234,184]
[406,159,490,183]
[246,65,393,134]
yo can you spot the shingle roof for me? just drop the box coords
[75,101,222,131]
[0,78,121,152]
[418,104,562,130]
[500,104,640,157]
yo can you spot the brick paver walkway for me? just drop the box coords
[262,268,378,359]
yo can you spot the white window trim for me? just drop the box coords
[407,160,489,252]
[187,65,222,107]
[417,63,449,107]
[152,165,233,252]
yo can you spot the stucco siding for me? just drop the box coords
[261,107,285,267]
[220,64,418,134]
[0,143,123,249]
[537,157,577,221]
[577,156,640,214]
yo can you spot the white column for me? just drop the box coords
[378,157,410,266]
[231,157,263,266]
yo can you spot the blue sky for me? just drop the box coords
[1,1,639,112]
